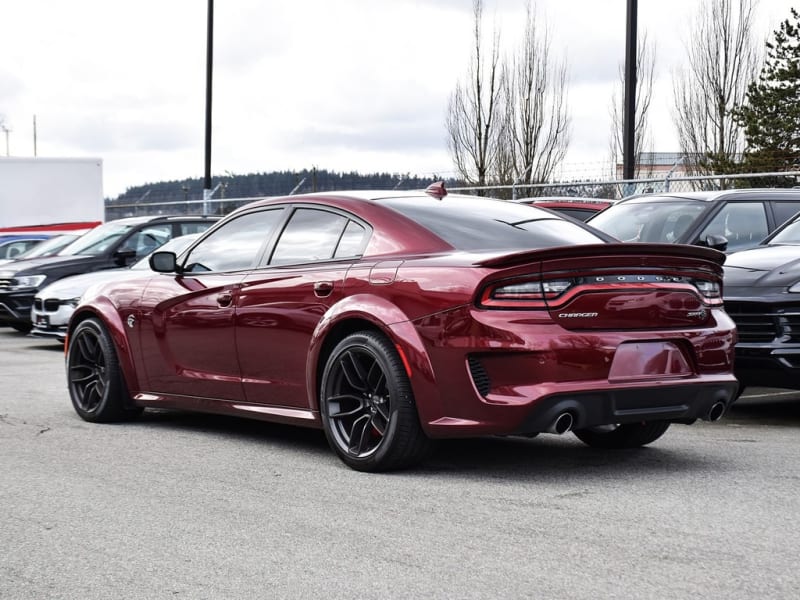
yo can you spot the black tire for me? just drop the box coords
[12,322,32,334]
[320,331,433,472]
[573,421,670,449]
[66,318,142,423]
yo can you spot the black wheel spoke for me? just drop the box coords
[327,394,367,419]
[348,414,372,454]
[339,351,370,392]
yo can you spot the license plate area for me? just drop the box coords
[35,314,50,327]
[609,341,693,382]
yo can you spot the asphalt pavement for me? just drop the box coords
[1,328,798,599]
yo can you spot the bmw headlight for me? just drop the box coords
[788,282,800,293]
[10,275,47,291]
[65,297,81,308]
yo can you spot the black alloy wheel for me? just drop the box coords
[67,317,141,422]
[320,331,432,472]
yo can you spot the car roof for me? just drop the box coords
[621,188,800,204]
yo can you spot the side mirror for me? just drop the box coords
[113,248,137,266]
[149,251,179,273]
[699,234,728,252]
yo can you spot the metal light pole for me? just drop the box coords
[622,0,637,182]
[203,0,214,214]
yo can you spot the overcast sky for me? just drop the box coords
[1,0,796,198]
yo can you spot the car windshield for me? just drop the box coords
[766,218,800,244]
[58,222,136,256]
[382,196,607,250]
[588,199,706,243]
[13,234,80,259]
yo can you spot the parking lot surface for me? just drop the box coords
[1,328,798,599]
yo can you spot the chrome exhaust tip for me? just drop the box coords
[707,401,726,422]
[546,412,574,435]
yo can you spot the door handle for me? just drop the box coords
[217,291,233,307]
[314,281,334,297]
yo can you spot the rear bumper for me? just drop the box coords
[513,380,739,435]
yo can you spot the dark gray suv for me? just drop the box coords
[587,189,800,253]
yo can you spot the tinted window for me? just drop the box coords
[179,221,216,235]
[771,201,800,228]
[270,209,349,265]
[120,224,172,258]
[699,202,768,252]
[382,197,606,250]
[334,220,368,258]
[588,199,706,243]
[183,209,284,273]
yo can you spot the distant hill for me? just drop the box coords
[107,169,464,206]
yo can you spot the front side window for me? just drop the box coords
[120,225,172,258]
[699,202,768,252]
[183,209,284,273]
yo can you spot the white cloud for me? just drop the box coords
[1,0,797,197]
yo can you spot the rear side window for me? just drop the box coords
[270,208,364,265]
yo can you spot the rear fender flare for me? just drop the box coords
[307,294,442,428]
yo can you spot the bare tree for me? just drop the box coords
[503,1,570,189]
[446,0,504,187]
[447,0,569,191]
[609,32,656,178]
[672,0,761,174]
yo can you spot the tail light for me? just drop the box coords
[480,278,576,308]
[480,274,722,308]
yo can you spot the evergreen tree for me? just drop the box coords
[734,8,800,184]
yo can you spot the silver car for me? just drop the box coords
[30,233,199,342]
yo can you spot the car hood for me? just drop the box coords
[35,268,140,300]
[724,245,800,289]
[0,254,95,277]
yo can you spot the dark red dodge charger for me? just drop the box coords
[66,184,738,471]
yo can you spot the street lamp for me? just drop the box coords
[182,185,189,202]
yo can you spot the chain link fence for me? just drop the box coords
[104,170,800,220]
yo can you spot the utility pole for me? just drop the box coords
[202,0,214,214]
[33,115,38,156]
[622,0,637,181]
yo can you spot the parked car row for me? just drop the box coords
[0,215,219,333]
[3,186,799,471]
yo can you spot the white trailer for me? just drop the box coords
[0,157,104,228]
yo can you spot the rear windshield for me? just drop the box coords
[381,196,608,250]
[588,198,706,243]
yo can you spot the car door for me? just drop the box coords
[137,208,286,400]
[236,207,370,409]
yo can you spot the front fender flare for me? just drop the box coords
[68,300,141,396]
